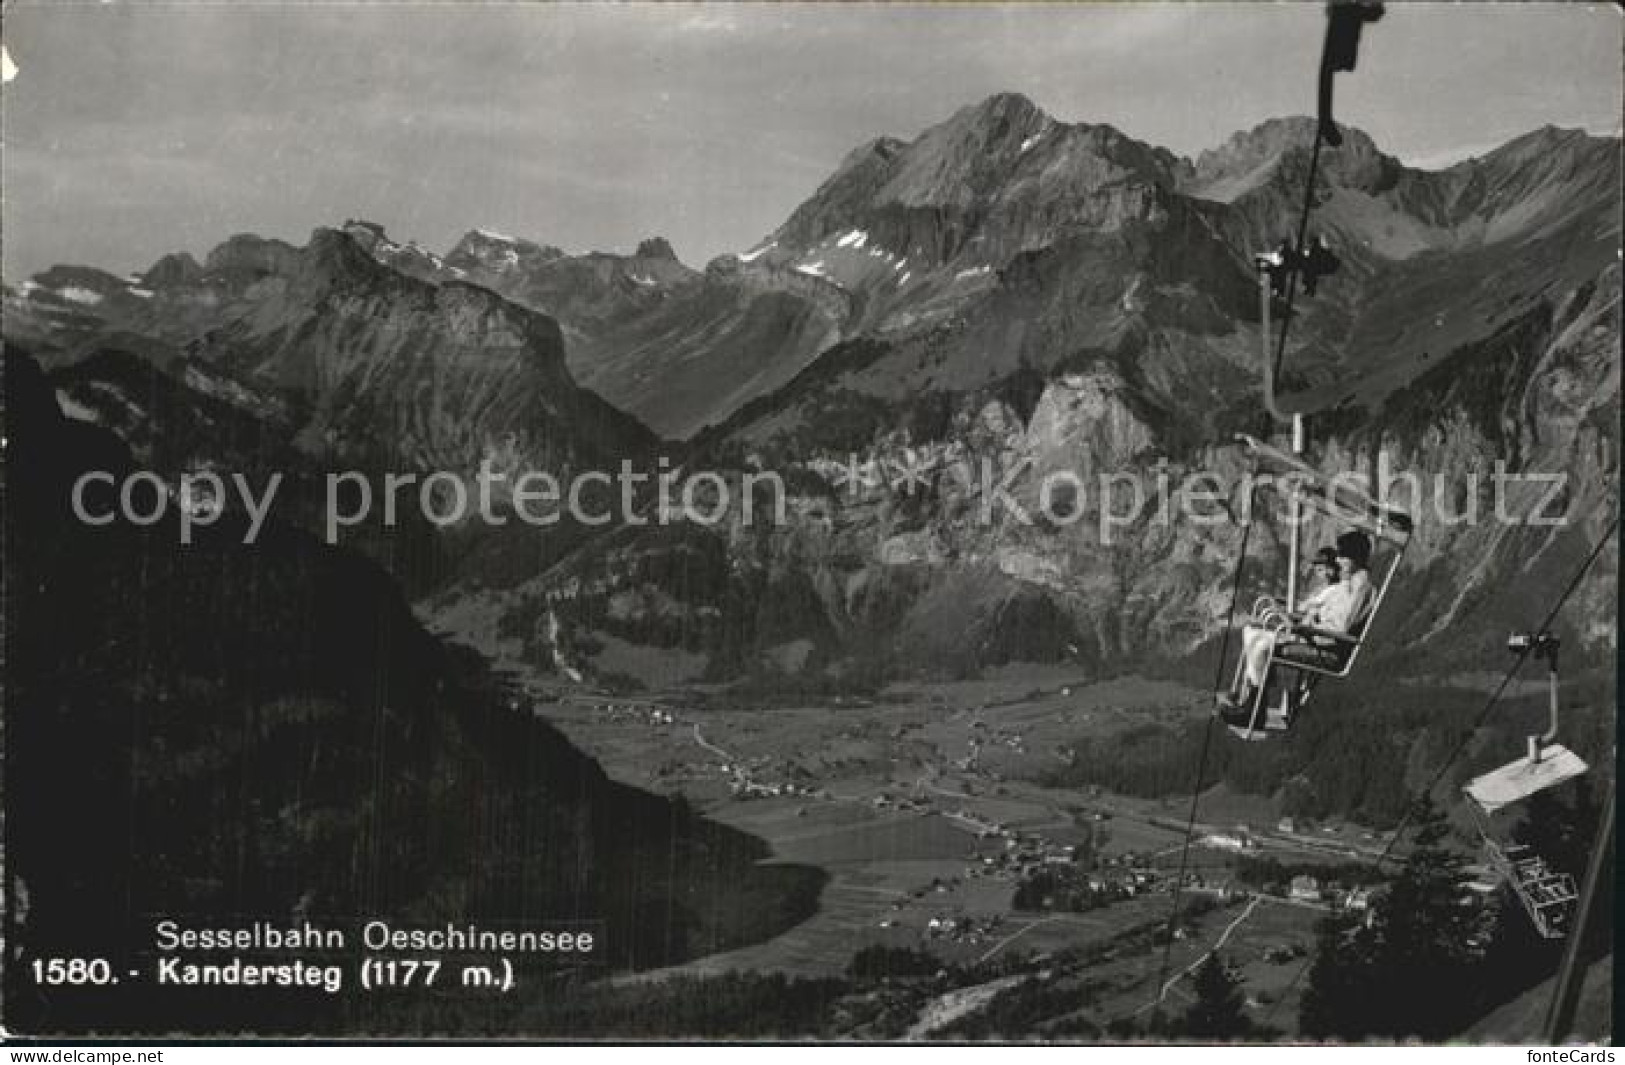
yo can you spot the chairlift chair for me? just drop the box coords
[1462,632,1587,939]
[1225,433,1414,741]
[1480,840,1577,940]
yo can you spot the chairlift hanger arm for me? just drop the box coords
[1537,638,1561,747]
[1256,265,1296,426]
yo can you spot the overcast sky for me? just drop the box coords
[2,2,1619,281]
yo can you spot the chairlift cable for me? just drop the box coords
[1146,716,1218,1024]
[1258,514,1619,1030]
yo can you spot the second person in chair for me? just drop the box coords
[1221,530,1373,718]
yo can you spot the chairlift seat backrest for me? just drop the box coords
[1464,744,1589,816]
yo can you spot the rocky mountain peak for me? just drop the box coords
[341,218,390,244]
[197,228,393,297]
[957,91,1050,134]
[878,93,1057,207]
[300,226,390,291]
[192,228,386,299]
[202,233,304,278]
[28,264,130,298]
[337,219,446,282]
[445,228,566,275]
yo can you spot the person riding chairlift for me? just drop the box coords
[1219,530,1373,721]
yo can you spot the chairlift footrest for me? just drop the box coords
[1463,745,1589,816]
[1225,705,1292,741]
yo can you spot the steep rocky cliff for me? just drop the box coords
[460,264,1615,695]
